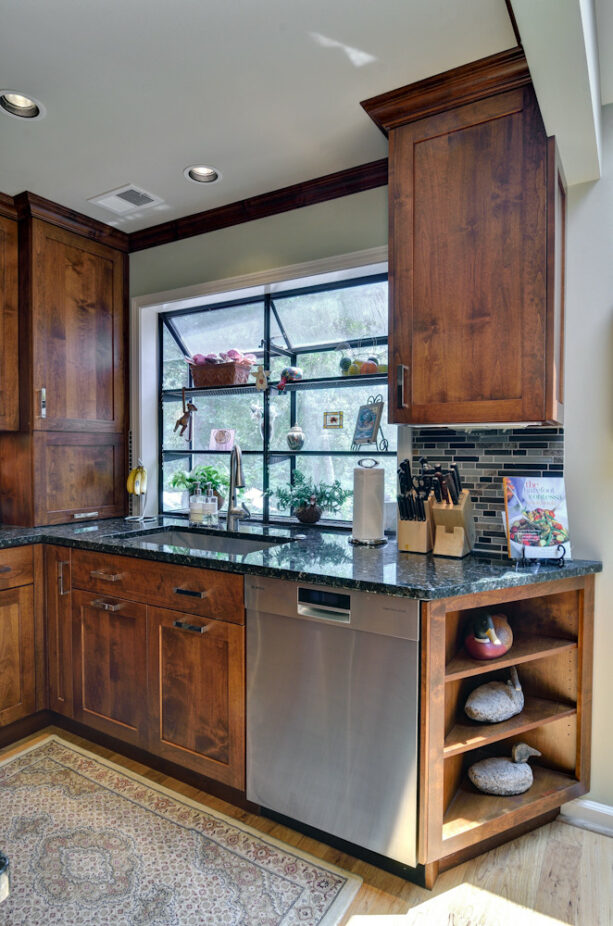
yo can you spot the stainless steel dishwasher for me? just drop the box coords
[246,575,420,868]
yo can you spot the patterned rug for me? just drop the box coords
[0,735,361,925]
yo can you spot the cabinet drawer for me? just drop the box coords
[0,546,33,590]
[71,550,244,623]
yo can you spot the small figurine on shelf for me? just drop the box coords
[174,389,198,440]
[468,742,542,795]
[276,366,303,392]
[251,365,270,391]
[464,612,513,660]
[464,666,524,723]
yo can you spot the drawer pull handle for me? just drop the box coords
[90,598,124,612]
[397,364,409,409]
[58,561,70,596]
[90,570,123,582]
[73,511,99,520]
[173,620,209,634]
[0,566,11,574]
[173,587,206,599]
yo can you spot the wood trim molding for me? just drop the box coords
[361,46,531,134]
[128,158,388,252]
[0,192,17,220]
[14,191,130,252]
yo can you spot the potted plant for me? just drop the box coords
[273,470,352,524]
[170,464,230,510]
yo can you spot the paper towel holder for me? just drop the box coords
[349,459,388,547]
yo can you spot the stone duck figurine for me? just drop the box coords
[468,742,542,795]
[464,666,524,723]
[464,612,513,660]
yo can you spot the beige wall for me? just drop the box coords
[129,187,388,297]
[565,102,613,807]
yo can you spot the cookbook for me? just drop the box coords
[502,476,571,560]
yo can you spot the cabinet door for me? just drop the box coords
[148,606,245,788]
[0,216,19,431]
[0,585,35,726]
[45,546,73,716]
[389,87,555,426]
[72,589,147,745]
[34,431,126,525]
[30,219,125,432]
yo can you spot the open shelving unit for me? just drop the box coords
[419,574,594,886]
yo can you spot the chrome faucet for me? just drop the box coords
[226,444,251,531]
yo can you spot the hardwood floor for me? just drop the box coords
[1,727,611,925]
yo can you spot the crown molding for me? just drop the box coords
[361,46,531,135]
[13,191,130,252]
[0,192,17,220]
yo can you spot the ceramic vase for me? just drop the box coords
[287,424,305,450]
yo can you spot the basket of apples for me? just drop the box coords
[187,350,256,387]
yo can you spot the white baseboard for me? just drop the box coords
[560,798,613,837]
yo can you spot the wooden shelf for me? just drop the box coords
[443,696,577,757]
[445,634,577,682]
[442,765,579,842]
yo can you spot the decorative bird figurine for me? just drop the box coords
[464,666,524,723]
[468,742,542,795]
[464,612,513,660]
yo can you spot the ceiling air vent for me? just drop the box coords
[88,184,163,215]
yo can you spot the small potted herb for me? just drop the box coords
[170,464,230,510]
[273,470,352,524]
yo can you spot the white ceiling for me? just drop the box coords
[0,0,516,231]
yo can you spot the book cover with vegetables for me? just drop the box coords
[503,477,571,560]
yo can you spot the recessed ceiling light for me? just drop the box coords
[0,90,45,119]
[184,165,221,184]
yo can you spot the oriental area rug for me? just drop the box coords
[0,736,361,925]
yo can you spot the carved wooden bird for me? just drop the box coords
[464,612,513,660]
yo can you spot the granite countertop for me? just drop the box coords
[0,517,601,600]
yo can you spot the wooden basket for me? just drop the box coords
[191,362,251,388]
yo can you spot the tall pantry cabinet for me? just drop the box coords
[0,195,128,525]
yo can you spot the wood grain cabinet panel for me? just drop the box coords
[72,589,147,745]
[147,605,245,788]
[45,545,73,716]
[30,220,125,433]
[0,585,35,726]
[0,216,19,431]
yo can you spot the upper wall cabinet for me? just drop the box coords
[362,49,565,427]
[0,216,19,431]
[22,219,126,432]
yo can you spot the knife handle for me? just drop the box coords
[397,364,409,409]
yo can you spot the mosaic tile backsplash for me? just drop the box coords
[410,428,564,554]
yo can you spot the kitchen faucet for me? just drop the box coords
[226,444,251,531]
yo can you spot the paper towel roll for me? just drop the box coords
[352,460,385,542]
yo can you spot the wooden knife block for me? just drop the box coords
[432,490,476,558]
[397,494,434,554]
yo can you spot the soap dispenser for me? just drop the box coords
[202,483,218,526]
[189,485,204,525]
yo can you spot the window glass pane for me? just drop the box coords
[292,454,397,522]
[162,399,193,451]
[161,456,192,513]
[172,301,264,359]
[190,393,265,453]
[267,457,293,517]
[240,456,264,515]
[272,279,387,348]
[280,386,396,453]
[162,325,188,389]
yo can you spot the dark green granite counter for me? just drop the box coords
[0,517,601,600]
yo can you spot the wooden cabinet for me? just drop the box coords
[362,49,565,426]
[0,216,19,431]
[45,545,73,716]
[0,547,36,726]
[0,214,128,526]
[419,574,592,884]
[72,589,148,745]
[148,606,245,788]
[26,220,125,433]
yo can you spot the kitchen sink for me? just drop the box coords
[125,528,291,556]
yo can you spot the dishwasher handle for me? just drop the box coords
[296,586,351,623]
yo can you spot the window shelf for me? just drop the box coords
[161,371,388,401]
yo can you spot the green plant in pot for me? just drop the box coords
[274,470,352,524]
[170,464,230,510]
